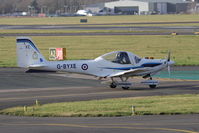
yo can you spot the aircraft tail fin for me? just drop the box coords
[16,37,47,68]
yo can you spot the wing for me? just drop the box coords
[107,68,150,78]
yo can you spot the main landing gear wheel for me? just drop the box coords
[122,86,130,90]
[110,82,117,88]
[149,85,157,88]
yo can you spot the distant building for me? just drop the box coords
[85,0,193,15]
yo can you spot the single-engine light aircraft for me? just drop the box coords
[16,37,175,89]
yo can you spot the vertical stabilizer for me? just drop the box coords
[16,37,47,68]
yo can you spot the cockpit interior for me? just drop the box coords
[102,51,141,65]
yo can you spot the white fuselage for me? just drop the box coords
[16,37,174,79]
[36,57,172,78]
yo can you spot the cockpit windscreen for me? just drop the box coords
[103,52,131,64]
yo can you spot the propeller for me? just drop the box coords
[168,65,171,76]
[167,51,171,62]
[167,51,171,76]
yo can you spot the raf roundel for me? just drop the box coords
[81,64,88,70]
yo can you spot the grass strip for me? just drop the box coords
[1,15,199,25]
[1,35,199,67]
[0,29,164,34]
[1,94,199,117]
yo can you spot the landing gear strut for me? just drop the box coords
[109,77,131,89]
[120,76,130,90]
[110,78,117,88]
[109,76,159,89]
[149,76,157,88]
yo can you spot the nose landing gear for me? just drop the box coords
[141,77,159,88]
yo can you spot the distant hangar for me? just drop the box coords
[85,0,193,15]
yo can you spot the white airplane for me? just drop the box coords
[76,10,93,16]
[16,37,175,89]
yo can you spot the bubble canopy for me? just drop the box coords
[99,51,141,65]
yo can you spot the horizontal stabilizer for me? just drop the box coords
[28,64,47,68]
[26,69,56,73]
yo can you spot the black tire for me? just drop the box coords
[122,86,130,90]
[110,83,117,88]
[149,85,156,88]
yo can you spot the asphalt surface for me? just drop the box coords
[1,115,199,133]
[0,23,199,36]
[0,67,199,133]
[0,24,199,31]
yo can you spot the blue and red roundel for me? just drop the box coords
[81,64,88,70]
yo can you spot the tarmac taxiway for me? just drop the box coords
[0,67,199,109]
[0,67,199,133]
[1,114,199,133]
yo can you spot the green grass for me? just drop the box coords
[1,94,199,117]
[0,29,164,34]
[1,35,199,67]
[1,14,199,25]
[0,35,199,67]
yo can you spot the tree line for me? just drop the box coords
[0,0,117,14]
